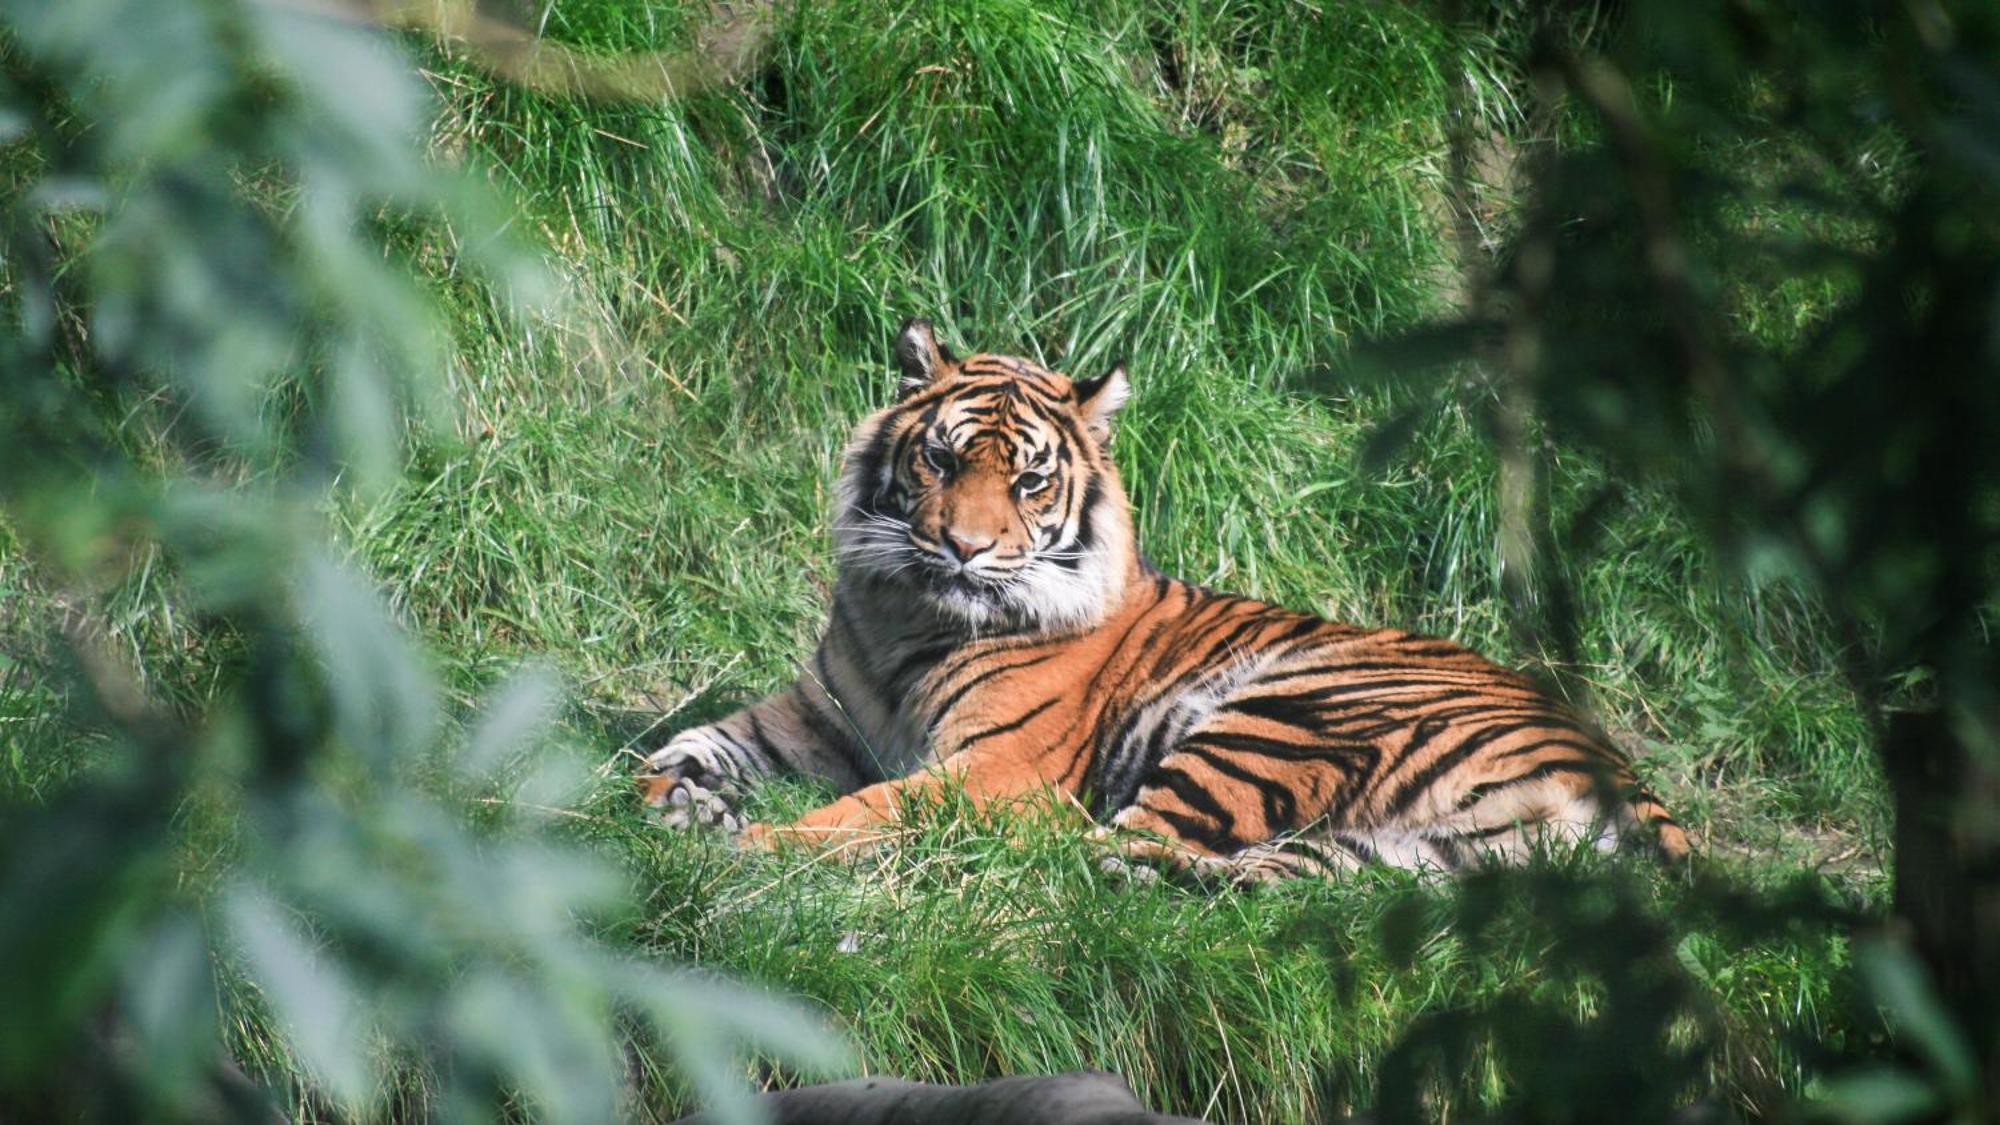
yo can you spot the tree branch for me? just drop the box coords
[275,0,788,101]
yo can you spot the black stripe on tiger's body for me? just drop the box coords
[641,319,1690,882]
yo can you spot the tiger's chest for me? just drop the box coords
[911,640,1100,751]
[821,588,1108,780]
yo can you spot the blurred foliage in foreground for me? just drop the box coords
[1355,2,2000,1120]
[0,1,840,1121]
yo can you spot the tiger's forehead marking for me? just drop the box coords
[918,355,1077,468]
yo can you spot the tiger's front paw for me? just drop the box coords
[642,775,748,834]
[639,729,745,834]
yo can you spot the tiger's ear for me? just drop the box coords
[1072,363,1130,443]
[894,318,957,397]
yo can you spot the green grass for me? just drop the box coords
[1,0,1889,1119]
[397,0,1880,822]
[564,783,1860,1122]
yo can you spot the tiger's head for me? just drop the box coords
[834,319,1137,633]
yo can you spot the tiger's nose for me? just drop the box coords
[945,532,995,561]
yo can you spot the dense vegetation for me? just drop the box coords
[5,1,1994,1121]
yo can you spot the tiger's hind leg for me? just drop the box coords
[1397,764,1645,871]
[1198,779,1680,881]
[1103,811,1624,889]
[1088,663,1686,884]
[1092,824,1371,888]
[1094,740,1646,886]
[1094,737,1368,889]
[1092,707,1371,885]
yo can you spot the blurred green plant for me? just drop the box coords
[0,1,842,1120]
[1364,867,1868,1124]
[1356,1,2000,1119]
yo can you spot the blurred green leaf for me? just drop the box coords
[329,339,405,498]
[446,969,620,1125]
[0,0,846,1118]
[1854,938,1979,1103]
[248,4,427,175]
[296,552,438,768]
[0,778,167,1087]
[463,664,564,783]
[1359,404,1432,476]
[1322,320,1491,391]
[1378,892,1434,971]
[121,911,221,1114]
[1813,1067,1941,1124]
[624,965,855,1125]
[226,887,378,1113]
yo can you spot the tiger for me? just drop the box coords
[639,319,1688,883]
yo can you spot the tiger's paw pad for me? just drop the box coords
[643,776,746,834]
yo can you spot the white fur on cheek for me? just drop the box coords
[995,493,1125,630]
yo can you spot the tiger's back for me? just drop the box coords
[643,320,1686,879]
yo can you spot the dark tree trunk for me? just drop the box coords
[1885,709,2000,1115]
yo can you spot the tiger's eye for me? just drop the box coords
[1015,470,1049,495]
[924,444,957,475]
